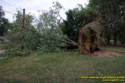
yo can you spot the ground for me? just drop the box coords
[0,47,125,83]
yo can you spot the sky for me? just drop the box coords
[0,0,89,22]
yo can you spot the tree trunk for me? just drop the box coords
[113,33,117,46]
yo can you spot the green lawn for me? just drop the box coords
[0,48,125,83]
[102,46,125,52]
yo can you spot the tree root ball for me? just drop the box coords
[79,19,104,55]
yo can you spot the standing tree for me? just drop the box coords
[0,6,8,36]
[88,0,125,45]
[61,5,97,47]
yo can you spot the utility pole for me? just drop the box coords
[21,9,25,50]
[22,8,25,29]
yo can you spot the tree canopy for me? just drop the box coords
[61,4,97,43]
[88,0,125,45]
[0,6,9,36]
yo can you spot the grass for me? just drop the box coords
[0,48,125,83]
[102,46,125,52]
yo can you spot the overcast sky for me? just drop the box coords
[0,0,89,22]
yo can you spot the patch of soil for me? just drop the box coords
[91,50,125,57]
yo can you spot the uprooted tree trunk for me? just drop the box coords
[79,27,99,54]
[79,19,104,55]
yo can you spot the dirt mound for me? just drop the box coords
[91,50,125,57]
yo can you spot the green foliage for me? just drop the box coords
[6,2,67,56]
[39,28,67,52]
[6,27,42,56]
[89,0,125,45]
[12,10,34,30]
[7,27,66,56]
[0,6,9,36]
[37,1,67,52]
[37,1,63,30]
[61,5,97,42]
[23,28,42,50]
[5,10,42,56]
[0,6,4,17]
[62,0,125,46]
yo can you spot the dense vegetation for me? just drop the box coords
[1,2,67,56]
[62,5,97,43]
[0,0,125,56]
[0,6,9,36]
[88,0,125,45]
[62,0,125,46]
